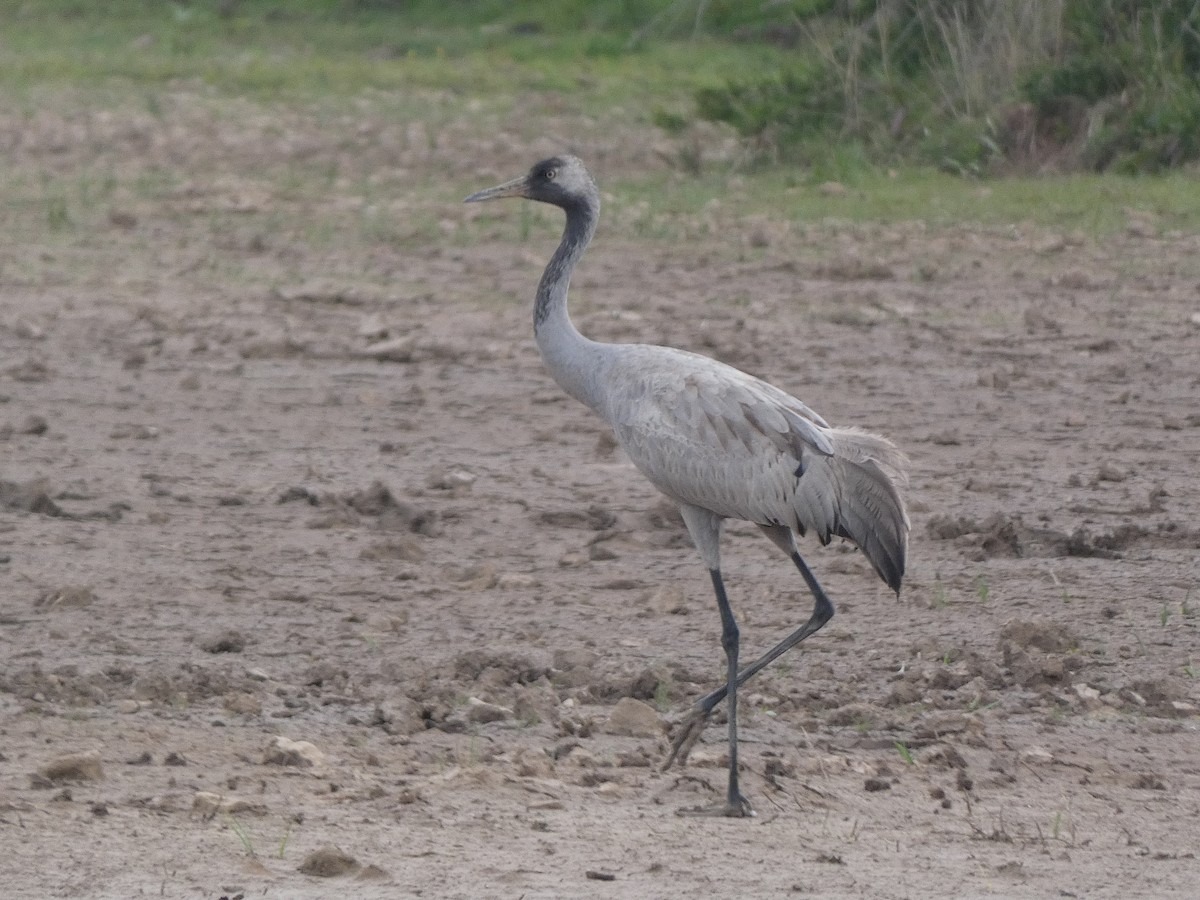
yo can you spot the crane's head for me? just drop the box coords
[465,155,597,210]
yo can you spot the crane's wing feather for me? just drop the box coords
[607,347,836,513]
[606,346,909,591]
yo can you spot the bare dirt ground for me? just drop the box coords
[2,89,1199,899]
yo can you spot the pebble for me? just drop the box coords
[648,584,687,615]
[297,846,360,878]
[496,572,537,590]
[223,692,262,716]
[38,750,104,783]
[1073,683,1101,705]
[361,336,415,362]
[357,314,390,340]
[1019,745,1054,766]
[466,696,512,724]
[427,468,476,491]
[605,697,664,737]
[192,791,264,816]
[512,748,555,778]
[199,629,246,654]
[19,415,48,435]
[263,736,325,768]
[553,648,599,670]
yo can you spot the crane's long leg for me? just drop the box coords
[665,550,833,770]
[673,503,753,817]
[677,568,754,817]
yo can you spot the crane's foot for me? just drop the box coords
[676,792,755,819]
[662,706,711,771]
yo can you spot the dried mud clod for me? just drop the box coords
[0,478,65,517]
[927,512,1200,560]
[297,846,360,878]
[999,618,1085,689]
[36,750,104,784]
[280,480,441,535]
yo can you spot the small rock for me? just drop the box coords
[687,747,727,769]
[38,750,104,783]
[1073,683,1101,704]
[747,223,772,248]
[553,648,599,670]
[466,697,512,724]
[512,748,555,778]
[648,584,687,615]
[616,747,653,768]
[108,209,137,230]
[427,468,476,491]
[1019,745,1054,766]
[199,629,246,654]
[362,336,415,362]
[359,539,425,562]
[916,744,967,769]
[1039,657,1065,681]
[298,846,360,878]
[605,697,664,737]
[496,572,537,590]
[192,791,264,816]
[999,620,1078,653]
[7,358,51,382]
[18,415,48,435]
[357,314,390,340]
[453,565,497,590]
[1035,234,1067,254]
[12,319,45,340]
[263,737,325,768]
[35,585,94,608]
[927,429,961,446]
[356,864,390,882]
[224,692,262,715]
[1125,215,1158,238]
[588,543,618,561]
[624,668,660,701]
[563,746,599,768]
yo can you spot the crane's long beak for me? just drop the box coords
[464,174,530,203]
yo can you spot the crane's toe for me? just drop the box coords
[676,794,756,819]
[663,707,712,770]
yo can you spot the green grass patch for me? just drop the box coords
[614,167,1200,233]
[0,1,788,108]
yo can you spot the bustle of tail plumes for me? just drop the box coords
[798,427,910,594]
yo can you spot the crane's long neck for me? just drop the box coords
[534,196,609,413]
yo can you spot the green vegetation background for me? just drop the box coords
[5,0,1200,232]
